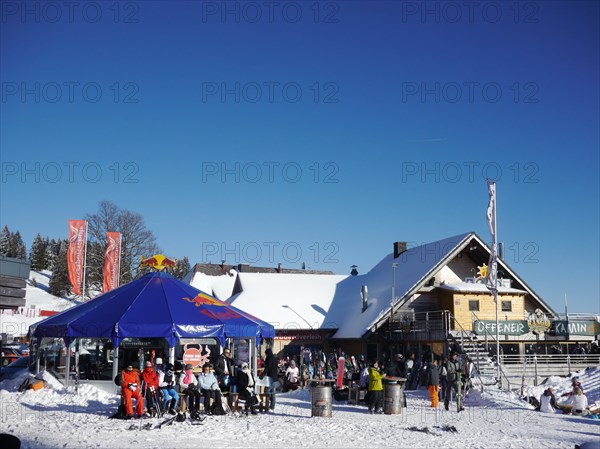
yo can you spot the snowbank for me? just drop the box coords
[0,374,598,449]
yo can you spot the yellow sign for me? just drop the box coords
[140,254,177,271]
[477,264,488,279]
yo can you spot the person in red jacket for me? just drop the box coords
[141,361,160,416]
[121,363,144,418]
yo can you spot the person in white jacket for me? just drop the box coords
[157,362,179,414]
[539,387,559,413]
[198,363,223,414]
[564,387,589,416]
[180,363,201,415]
[285,360,300,391]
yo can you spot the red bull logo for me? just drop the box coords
[183,293,225,307]
[140,254,177,271]
[183,294,242,320]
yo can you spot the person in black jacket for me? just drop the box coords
[426,358,440,408]
[260,348,281,411]
[237,362,259,415]
[444,351,464,412]
[214,348,234,391]
[387,354,408,378]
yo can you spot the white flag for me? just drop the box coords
[486,181,496,238]
[485,181,498,291]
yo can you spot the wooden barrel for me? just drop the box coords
[384,383,402,415]
[311,385,332,417]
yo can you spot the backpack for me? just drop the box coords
[114,374,123,387]
[109,404,128,419]
[213,396,230,415]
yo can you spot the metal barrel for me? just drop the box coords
[384,383,402,415]
[311,385,332,418]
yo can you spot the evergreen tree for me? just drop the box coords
[44,238,59,271]
[0,226,10,256]
[30,233,47,270]
[84,240,105,295]
[172,256,191,280]
[11,231,27,259]
[49,239,71,297]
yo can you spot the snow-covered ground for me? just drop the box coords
[1,367,598,449]
[0,270,76,338]
[1,273,598,448]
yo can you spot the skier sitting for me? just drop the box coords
[562,387,589,416]
[539,387,559,414]
[180,364,201,416]
[198,363,223,415]
[121,363,144,419]
[157,362,179,415]
[141,361,160,416]
[237,362,259,415]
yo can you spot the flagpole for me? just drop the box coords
[493,188,500,382]
[116,234,122,288]
[486,180,500,383]
[564,293,569,341]
[81,221,88,301]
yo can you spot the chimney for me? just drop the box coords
[360,285,368,312]
[351,265,358,276]
[394,242,408,258]
[277,263,282,273]
[237,263,250,272]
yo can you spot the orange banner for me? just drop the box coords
[103,232,121,293]
[67,220,87,296]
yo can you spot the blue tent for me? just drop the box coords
[31,272,275,348]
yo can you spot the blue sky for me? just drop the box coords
[1,1,598,314]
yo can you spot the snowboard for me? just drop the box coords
[336,357,345,389]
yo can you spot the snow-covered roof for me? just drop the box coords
[328,233,473,339]
[227,272,349,329]
[437,282,527,294]
[184,232,555,339]
[188,270,237,301]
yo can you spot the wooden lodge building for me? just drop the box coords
[187,232,599,387]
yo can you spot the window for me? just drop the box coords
[501,301,512,312]
[468,300,479,311]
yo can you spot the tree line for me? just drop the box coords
[0,201,191,299]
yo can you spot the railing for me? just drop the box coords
[501,353,600,368]
[501,354,600,388]
[0,307,40,317]
[447,310,513,390]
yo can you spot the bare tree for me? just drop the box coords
[84,201,160,294]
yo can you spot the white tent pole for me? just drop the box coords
[112,347,119,394]
[169,346,175,365]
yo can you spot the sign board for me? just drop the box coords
[473,320,529,336]
[551,320,600,337]
[274,331,325,341]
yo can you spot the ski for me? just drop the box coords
[157,416,177,429]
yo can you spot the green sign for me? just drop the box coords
[551,320,600,336]
[473,320,529,336]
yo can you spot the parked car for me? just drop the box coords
[0,355,31,381]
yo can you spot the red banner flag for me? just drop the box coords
[67,220,87,296]
[103,232,121,293]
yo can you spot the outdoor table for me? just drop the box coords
[308,378,335,385]
[383,376,407,413]
[310,380,334,417]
